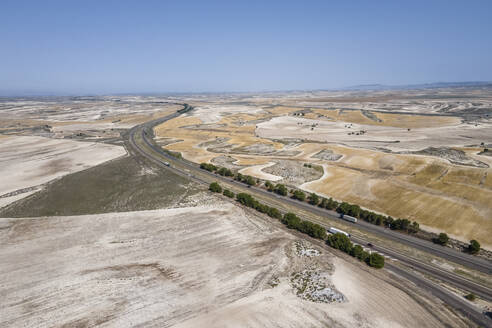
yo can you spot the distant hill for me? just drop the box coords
[339,81,492,91]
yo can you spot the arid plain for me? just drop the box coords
[0,89,490,327]
[155,87,492,248]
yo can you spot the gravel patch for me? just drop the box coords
[263,159,324,186]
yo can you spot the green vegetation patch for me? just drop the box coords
[0,156,198,217]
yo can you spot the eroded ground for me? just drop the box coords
[154,87,492,248]
[0,97,181,209]
[0,201,468,327]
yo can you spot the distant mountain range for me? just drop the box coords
[1,81,492,97]
[338,81,492,91]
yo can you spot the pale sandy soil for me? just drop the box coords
[156,106,492,246]
[256,115,492,152]
[0,202,465,327]
[238,162,282,181]
[0,136,126,207]
[190,104,266,123]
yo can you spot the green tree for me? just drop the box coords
[274,184,288,196]
[200,163,217,172]
[327,233,353,253]
[267,207,282,219]
[308,193,320,205]
[434,233,449,246]
[325,198,339,210]
[236,193,256,207]
[367,253,385,268]
[223,189,234,198]
[319,197,328,208]
[265,181,274,191]
[350,244,364,258]
[292,190,306,201]
[282,212,301,229]
[468,240,480,254]
[209,182,222,193]
[245,175,256,186]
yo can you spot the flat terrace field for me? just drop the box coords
[155,88,492,248]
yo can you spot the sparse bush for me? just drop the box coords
[282,212,301,229]
[209,182,222,193]
[245,175,256,186]
[325,197,339,210]
[308,193,320,205]
[433,233,449,246]
[367,253,385,268]
[200,162,217,172]
[274,184,288,196]
[468,239,480,254]
[327,233,353,253]
[217,167,233,176]
[267,207,282,219]
[292,190,306,201]
[336,202,361,218]
[223,189,234,198]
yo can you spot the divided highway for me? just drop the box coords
[125,106,492,327]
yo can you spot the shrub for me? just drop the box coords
[200,162,217,172]
[465,293,476,301]
[223,189,234,198]
[327,233,353,253]
[244,175,256,186]
[367,253,385,268]
[336,202,361,218]
[209,182,222,193]
[292,190,306,201]
[433,233,449,246]
[282,212,301,229]
[308,193,320,205]
[468,240,480,254]
[235,172,244,181]
[217,167,233,176]
[267,207,282,219]
[350,244,364,258]
[236,193,256,207]
[325,198,339,210]
[265,181,274,191]
[274,184,288,196]
[298,220,326,239]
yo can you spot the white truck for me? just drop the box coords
[328,227,350,237]
[340,214,357,223]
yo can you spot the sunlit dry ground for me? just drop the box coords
[155,89,492,248]
[0,201,467,328]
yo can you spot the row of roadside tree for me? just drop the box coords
[201,163,481,255]
[209,181,385,269]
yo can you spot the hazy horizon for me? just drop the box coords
[2,0,492,94]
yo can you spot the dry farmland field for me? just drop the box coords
[154,87,492,249]
[0,90,490,327]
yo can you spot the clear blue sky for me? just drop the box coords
[1,0,491,94]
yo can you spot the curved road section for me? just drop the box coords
[125,105,492,327]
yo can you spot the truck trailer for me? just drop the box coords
[340,213,357,223]
[328,227,350,237]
